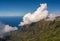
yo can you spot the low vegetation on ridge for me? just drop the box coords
[6,18,60,41]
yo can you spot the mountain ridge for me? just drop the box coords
[6,17,60,41]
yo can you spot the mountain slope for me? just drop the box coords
[7,19,60,41]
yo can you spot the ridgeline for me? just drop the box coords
[7,18,60,41]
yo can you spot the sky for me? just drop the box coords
[0,0,60,16]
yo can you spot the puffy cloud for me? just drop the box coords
[3,25,18,33]
[19,3,48,26]
[0,22,18,38]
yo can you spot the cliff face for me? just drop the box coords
[7,19,60,41]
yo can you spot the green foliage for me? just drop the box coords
[7,20,60,41]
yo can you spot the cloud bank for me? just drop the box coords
[3,25,18,33]
[45,13,60,21]
[19,3,48,26]
[0,22,18,38]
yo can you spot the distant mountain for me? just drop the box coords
[5,17,60,41]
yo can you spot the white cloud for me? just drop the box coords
[0,22,18,36]
[3,25,18,33]
[0,22,18,38]
[19,3,48,26]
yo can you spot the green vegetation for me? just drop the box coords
[7,20,60,41]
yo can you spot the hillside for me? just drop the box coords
[6,19,60,41]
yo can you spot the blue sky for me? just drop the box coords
[0,0,60,16]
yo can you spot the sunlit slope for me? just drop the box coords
[7,19,60,41]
